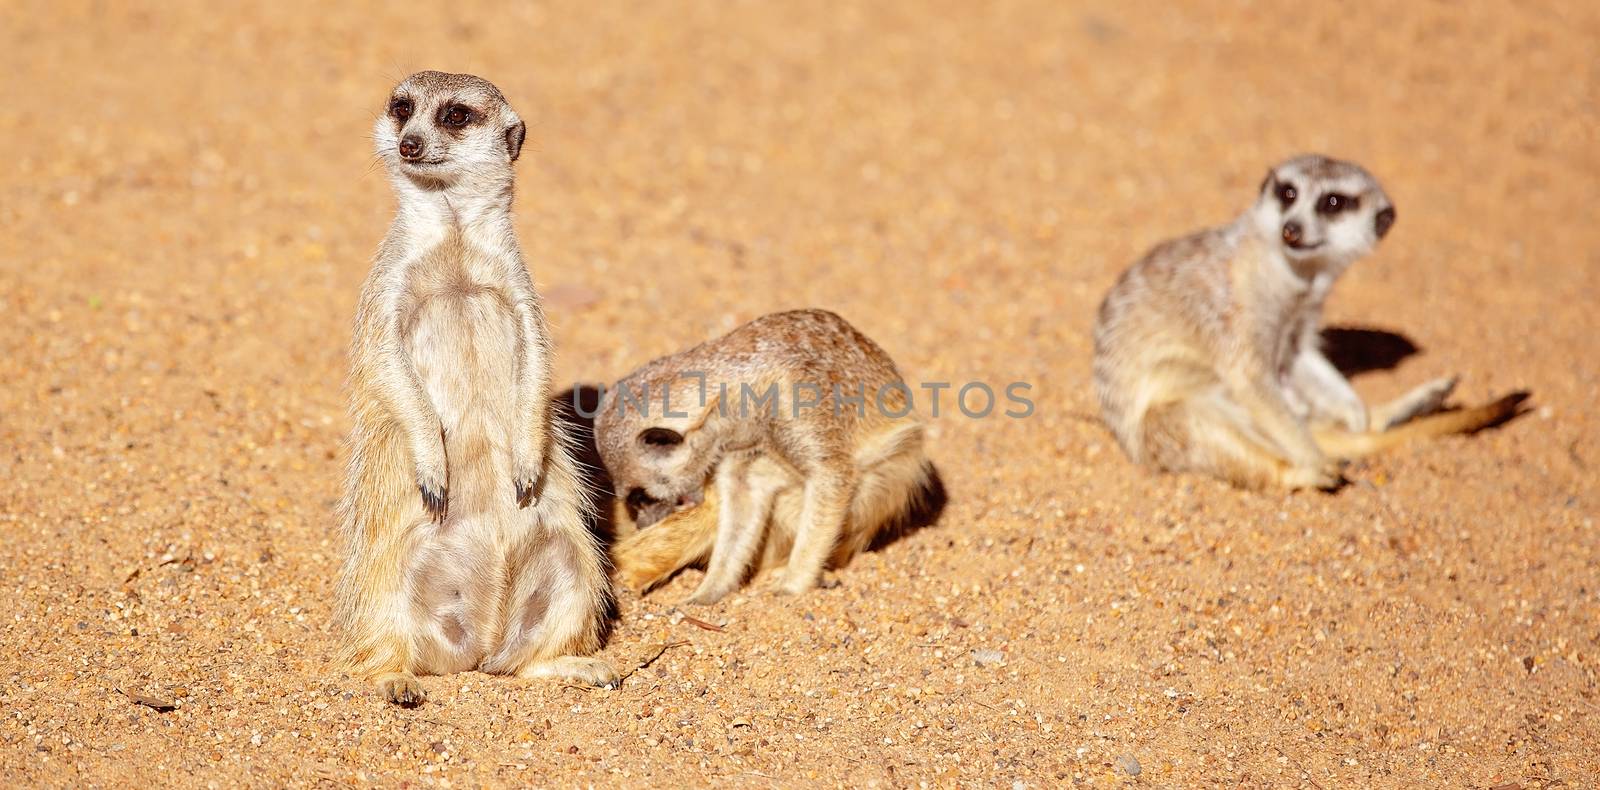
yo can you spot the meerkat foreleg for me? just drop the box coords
[1143,389,1317,489]
[1288,346,1368,432]
[373,316,450,522]
[683,454,783,605]
[511,296,552,508]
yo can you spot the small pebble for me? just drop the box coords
[1116,754,1141,776]
[971,649,1005,666]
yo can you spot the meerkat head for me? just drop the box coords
[594,376,723,527]
[1250,154,1396,269]
[374,71,527,189]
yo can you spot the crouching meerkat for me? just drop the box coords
[335,71,615,706]
[594,309,938,604]
[1093,154,1527,490]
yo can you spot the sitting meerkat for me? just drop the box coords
[335,71,615,707]
[594,309,937,604]
[1093,154,1526,490]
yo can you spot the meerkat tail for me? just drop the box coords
[1314,392,1529,458]
[612,484,721,594]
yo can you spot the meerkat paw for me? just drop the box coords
[415,464,449,523]
[613,565,658,597]
[1332,398,1370,434]
[680,588,729,607]
[375,672,427,708]
[1380,376,1460,430]
[773,567,822,596]
[519,656,620,689]
[681,578,736,606]
[513,475,541,509]
[1283,458,1347,491]
[512,447,544,509]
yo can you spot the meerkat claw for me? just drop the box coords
[514,478,538,509]
[379,675,427,708]
[418,482,448,523]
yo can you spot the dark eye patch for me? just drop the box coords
[438,103,476,129]
[388,97,413,121]
[1274,180,1298,209]
[1316,193,1359,215]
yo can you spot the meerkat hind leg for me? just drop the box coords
[1370,376,1458,431]
[481,472,616,687]
[830,432,933,564]
[776,470,855,595]
[519,656,621,688]
[1146,390,1342,490]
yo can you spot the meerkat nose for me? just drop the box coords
[399,135,424,160]
[1281,221,1303,247]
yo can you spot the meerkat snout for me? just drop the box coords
[1282,220,1306,248]
[398,135,423,160]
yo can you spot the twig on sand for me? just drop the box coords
[675,611,726,632]
[1272,746,1325,790]
[616,640,693,685]
[119,688,177,712]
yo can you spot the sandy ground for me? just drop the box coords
[1,1,1597,786]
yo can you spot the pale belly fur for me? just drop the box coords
[402,288,521,673]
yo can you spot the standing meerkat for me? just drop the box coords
[594,309,938,604]
[335,71,615,706]
[1093,154,1526,490]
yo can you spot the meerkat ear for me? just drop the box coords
[1374,206,1396,239]
[505,119,527,162]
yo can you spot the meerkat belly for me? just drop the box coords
[404,287,521,671]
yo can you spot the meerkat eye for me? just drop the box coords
[1317,193,1357,215]
[389,98,412,121]
[638,427,684,448]
[1274,182,1297,208]
[442,105,473,128]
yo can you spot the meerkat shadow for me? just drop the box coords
[1321,326,1420,378]
[551,384,624,628]
[865,465,950,554]
[551,384,619,547]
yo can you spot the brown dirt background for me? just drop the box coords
[2,1,1597,786]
